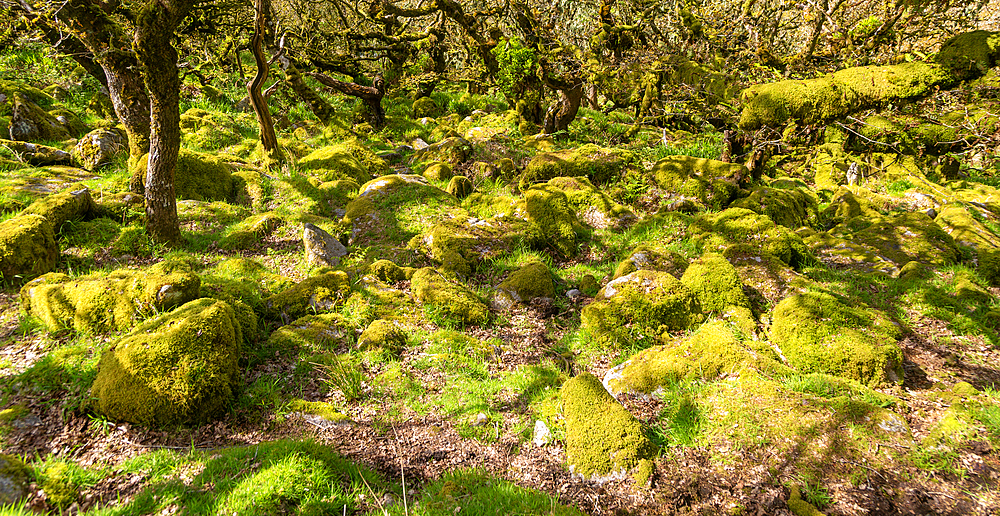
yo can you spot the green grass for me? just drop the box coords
[396,468,585,515]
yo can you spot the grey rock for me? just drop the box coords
[73,127,127,170]
[533,420,553,447]
[303,223,348,267]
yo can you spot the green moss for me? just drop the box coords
[561,372,656,478]
[650,155,743,209]
[982,248,1000,286]
[0,453,29,505]
[232,169,272,212]
[951,270,993,305]
[820,187,884,226]
[579,274,599,296]
[357,319,407,353]
[771,292,903,386]
[680,253,751,314]
[91,298,242,426]
[787,485,826,516]
[936,30,1000,80]
[20,263,201,333]
[412,96,440,118]
[723,244,804,308]
[423,161,453,182]
[369,259,406,282]
[731,185,817,229]
[581,270,703,349]
[179,108,242,150]
[520,144,633,189]
[47,107,88,137]
[521,184,584,258]
[934,204,1000,252]
[545,175,636,230]
[613,244,689,280]
[414,214,530,277]
[0,214,58,282]
[267,313,355,353]
[297,143,373,185]
[131,149,236,202]
[851,212,959,266]
[493,261,555,308]
[220,212,283,250]
[739,61,955,130]
[264,271,352,323]
[411,267,490,326]
[446,175,475,199]
[0,404,27,424]
[604,321,789,396]
[689,208,812,269]
[39,461,80,509]
[9,92,70,140]
[288,399,350,423]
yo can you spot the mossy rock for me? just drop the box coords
[220,212,283,250]
[21,187,98,234]
[603,321,789,396]
[411,267,489,326]
[650,155,744,209]
[0,80,53,114]
[412,96,440,118]
[581,270,703,349]
[0,214,59,283]
[423,161,453,181]
[446,175,475,199]
[680,253,751,314]
[935,30,1000,80]
[0,453,29,505]
[545,176,636,230]
[852,212,959,267]
[934,204,1000,252]
[20,262,202,333]
[688,208,812,270]
[561,372,656,479]
[799,226,899,273]
[131,149,236,202]
[520,184,585,259]
[492,261,556,310]
[73,127,127,170]
[91,298,242,426]
[232,169,271,212]
[369,259,406,282]
[357,319,407,353]
[412,214,530,277]
[267,313,355,353]
[264,271,352,324]
[951,270,993,305]
[179,108,242,150]
[520,144,633,189]
[297,143,374,185]
[731,185,817,229]
[820,186,885,227]
[9,92,71,141]
[613,244,688,280]
[723,244,805,308]
[771,291,904,386]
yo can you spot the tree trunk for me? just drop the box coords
[542,83,583,135]
[306,71,385,129]
[248,0,281,158]
[135,0,192,244]
[280,56,335,124]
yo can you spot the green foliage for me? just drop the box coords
[402,469,585,515]
[491,38,537,99]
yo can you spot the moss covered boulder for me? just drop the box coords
[73,127,127,170]
[771,292,904,386]
[357,319,407,352]
[723,244,805,308]
[650,155,745,209]
[20,262,202,333]
[731,185,817,229]
[546,176,636,230]
[613,244,689,280]
[9,92,70,141]
[179,108,242,150]
[519,184,585,258]
[411,267,489,326]
[581,270,702,349]
[562,372,656,479]
[411,136,472,165]
[0,453,29,505]
[91,298,242,426]
[520,144,633,189]
[132,149,236,202]
[266,313,355,353]
[297,142,375,185]
[689,208,811,269]
[603,321,788,396]
[680,253,751,314]
[264,271,352,324]
[934,204,1000,252]
[820,186,885,227]
[852,212,959,267]
[22,187,98,234]
[0,214,58,282]
[491,261,556,310]
[446,175,475,199]
[413,215,530,277]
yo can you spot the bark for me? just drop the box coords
[280,56,335,124]
[248,0,281,156]
[542,83,584,134]
[135,0,193,244]
[306,71,385,129]
[14,4,108,88]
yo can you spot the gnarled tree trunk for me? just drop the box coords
[306,71,385,129]
[248,0,281,157]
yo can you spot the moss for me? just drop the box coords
[851,212,959,267]
[0,453,29,505]
[412,136,472,165]
[220,212,283,250]
[20,263,201,333]
[614,244,689,280]
[951,271,993,305]
[739,61,955,130]
[357,319,407,353]
[680,253,751,314]
[9,92,71,141]
[820,186,884,227]
[369,259,405,283]
[264,271,352,323]
[411,267,490,326]
[936,30,1000,80]
[412,96,440,118]
[787,485,826,516]
[897,261,933,282]
[179,108,242,150]
[561,372,657,478]
[581,270,703,349]
[40,461,80,509]
[520,144,633,189]
[0,404,27,424]
[232,169,271,211]
[771,292,903,386]
[0,214,58,282]
[414,214,530,277]
[521,184,584,258]
[447,175,475,199]
[267,313,355,353]
[546,175,636,230]
[493,261,555,309]
[91,298,242,426]
[689,208,812,270]
[423,161,453,181]
[934,204,1000,252]
[579,274,599,296]
[288,399,350,423]
[731,185,817,229]
[22,188,98,234]
[131,149,236,202]
[604,321,788,396]
[982,248,1000,286]
[650,155,744,209]
[47,107,88,138]
[297,143,373,185]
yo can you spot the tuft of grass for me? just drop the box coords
[400,468,585,515]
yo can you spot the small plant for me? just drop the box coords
[315,354,367,403]
[796,475,833,509]
[887,179,914,195]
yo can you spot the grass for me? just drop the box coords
[397,468,585,515]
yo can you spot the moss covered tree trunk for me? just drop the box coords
[135,0,192,244]
[305,71,385,129]
[248,0,281,158]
